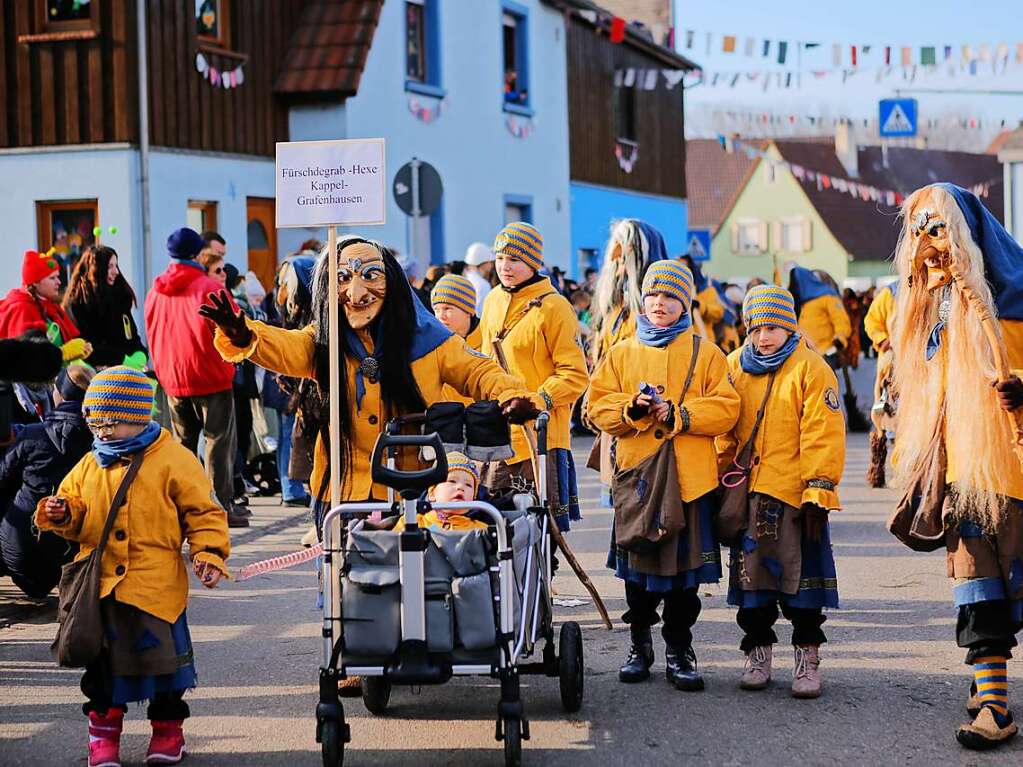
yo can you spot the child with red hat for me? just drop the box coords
[0,250,91,362]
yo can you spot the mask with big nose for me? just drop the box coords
[909,188,952,292]
[338,242,387,330]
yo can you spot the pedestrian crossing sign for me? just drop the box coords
[879,99,918,138]
[686,229,712,262]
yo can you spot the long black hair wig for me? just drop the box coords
[310,237,427,501]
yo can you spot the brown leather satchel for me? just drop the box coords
[715,373,776,546]
[611,335,701,555]
[51,451,145,668]
[886,433,947,552]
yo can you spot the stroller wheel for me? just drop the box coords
[361,677,391,715]
[320,719,345,767]
[503,718,522,767]
[558,621,584,712]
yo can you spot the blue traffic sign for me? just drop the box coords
[685,228,712,262]
[879,99,918,138]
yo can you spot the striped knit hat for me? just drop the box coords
[742,284,799,333]
[444,451,480,492]
[641,260,695,308]
[431,274,477,316]
[82,365,155,426]
[493,222,544,271]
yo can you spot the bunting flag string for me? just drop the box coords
[675,31,1023,89]
[719,134,1000,203]
[706,109,1019,132]
[195,52,246,89]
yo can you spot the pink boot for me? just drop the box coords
[88,708,124,767]
[792,645,823,699]
[145,719,186,764]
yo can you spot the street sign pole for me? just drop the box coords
[327,225,340,511]
[410,157,421,269]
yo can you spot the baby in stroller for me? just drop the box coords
[392,451,488,533]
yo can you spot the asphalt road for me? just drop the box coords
[2,359,1021,765]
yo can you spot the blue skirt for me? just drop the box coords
[726,524,840,610]
[109,610,197,706]
[606,494,722,593]
[550,448,581,532]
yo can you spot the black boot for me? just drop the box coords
[619,626,654,683]
[666,645,704,691]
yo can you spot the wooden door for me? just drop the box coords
[246,197,277,293]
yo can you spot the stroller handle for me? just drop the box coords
[370,431,448,493]
[535,411,550,455]
[386,412,427,434]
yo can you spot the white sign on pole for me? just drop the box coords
[275,138,386,228]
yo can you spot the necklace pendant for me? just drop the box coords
[359,356,380,383]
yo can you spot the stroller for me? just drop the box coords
[316,412,584,766]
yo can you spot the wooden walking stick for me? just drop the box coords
[947,265,1023,467]
[520,420,613,631]
[491,337,613,630]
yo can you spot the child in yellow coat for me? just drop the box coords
[716,286,845,699]
[37,366,230,767]
[588,260,740,692]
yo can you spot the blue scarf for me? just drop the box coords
[740,333,801,375]
[92,421,161,468]
[636,312,692,348]
[344,289,452,410]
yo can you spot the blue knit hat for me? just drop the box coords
[167,227,204,260]
[493,222,544,271]
[641,260,695,308]
[742,285,799,333]
[431,274,477,316]
[82,365,155,425]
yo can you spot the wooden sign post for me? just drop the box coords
[275,138,386,509]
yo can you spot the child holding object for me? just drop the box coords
[716,285,844,699]
[36,365,230,767]
[587,260,739,692]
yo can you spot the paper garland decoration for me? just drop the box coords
[615,141,638,173]
[707,110,1018,133]
[195,52,246,89]
[408,95,444,123]
[720,135,998,202]
[615,68,687,90]
[506,115,533,139]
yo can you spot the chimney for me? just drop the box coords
[835,122,859,178]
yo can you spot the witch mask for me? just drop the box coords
[338,242,387,329]
[909,188,952,291]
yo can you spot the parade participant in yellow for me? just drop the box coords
[588,260,739,692]
[200,238,537,517]
[864,282,899,487]
[36,366,229,767]
[588,219,668,506]
[478,222,588,530]
[394,451,487,532]
[431,274,482,406]
[788,266,852,354]
[716,285,844,699]
[889,183,1023,750]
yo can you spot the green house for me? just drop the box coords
[687,136,1005,286]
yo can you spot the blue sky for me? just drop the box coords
[674,0,1023,147]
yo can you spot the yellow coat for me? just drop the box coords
[34,430,230,624]
[215,322,527,502]
[695,285,725,327]
[587,328,740,502]
[393,511,488,532]
[479,278,589,464]
[716,341,845,511]
[864,286,896,351]
[441,322,484,405]
[798,294,852,353]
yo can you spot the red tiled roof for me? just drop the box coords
[274,0,383,98]
[774,139,1005,262]
[685,138,764,234]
